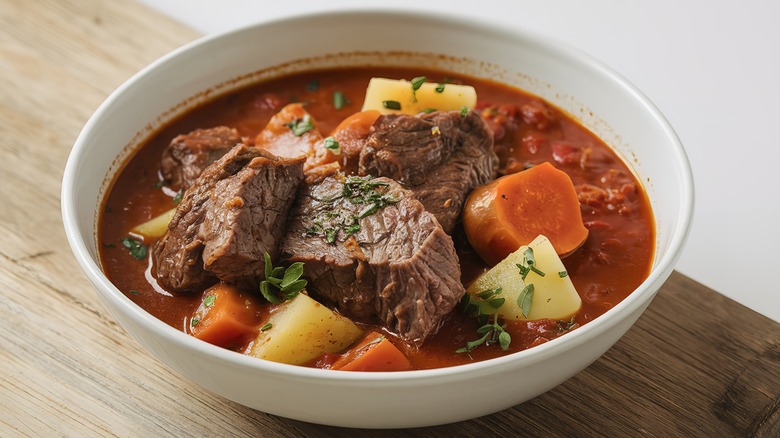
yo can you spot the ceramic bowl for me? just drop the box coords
[61,9,694,428]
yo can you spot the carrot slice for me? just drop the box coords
[463,161,588,265]
[331,331,411,372]
[254,103,323,158]
[189,283,263,349]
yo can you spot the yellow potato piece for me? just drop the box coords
[467,235,582,321]
[247,293,362,365]
[130,208,176,238]
[361,77,477,115]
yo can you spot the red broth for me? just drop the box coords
[99,67,654,369]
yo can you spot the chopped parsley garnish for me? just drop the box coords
[259,252,307,304]
[307,79,319,92]
[410,76,426,102]
[435,83,446,93]
[420,108,437,114]
[558,270,569,278]
[457,287,511,355]
[459,106,470,117]
[190,317,199,327]
[382,100,401,110]
[333,91,347,109]
[120,237,147,260]
[203,294,216,308]
[285,115,315,136]
[304,175,397,244]
[324,136,341,155]
[129,290,140,295]
[172,189,184,205]
[260,323,273,331]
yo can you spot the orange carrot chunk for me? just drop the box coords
[331,331,411,372]
[189,283,263,349]
[463,161,588,266]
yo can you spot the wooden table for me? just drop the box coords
[1,0,778,436]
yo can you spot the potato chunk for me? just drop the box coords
[247,293,362,365]
[361,77,477,115]
[130,208,176,238]
[467,235,582,321]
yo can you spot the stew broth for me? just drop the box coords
[99,67,654,369]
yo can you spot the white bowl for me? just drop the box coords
[61,10,693,428]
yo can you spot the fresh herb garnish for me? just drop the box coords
[172,189,184,205]
[285,115,315,136]
[190,317,200,327]
[435,83,446,93]
[324,136,341,155]
[307,79,319,92]
[382,100,401,110]
[410,76,426,102]
[203,294,216,308]
[516,247,545,280]
[333,91,347,109]
[260,323,273,331]
[517,284,534,318]
[120,237,147,260]
[259,252,307,304]
[457,288,511,355]
[459,106,470,117]
[558,270,568,278]
[420,108,437,114]
[129,290,140,295]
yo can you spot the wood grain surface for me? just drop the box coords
[1,0,778,436]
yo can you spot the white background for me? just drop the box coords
[137,0,780,322]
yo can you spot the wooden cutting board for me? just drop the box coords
[0,0,777,436]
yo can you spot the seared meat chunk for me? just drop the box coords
[281,175,466,346]
[359,110,497,233]
[161,126,242,191]
[153,144,305,293]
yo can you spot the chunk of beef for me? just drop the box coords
[160,126,242,191]
[153,144,305,293]
[358,110,497,233]
[281,175,466,346]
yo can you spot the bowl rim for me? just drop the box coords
[61,8,694,384]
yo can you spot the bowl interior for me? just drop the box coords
[62,9,693,427]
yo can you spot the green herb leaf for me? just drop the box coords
[420,108,437,114]
[264,252,273,280]
[435,83,445,93]
[281,262,305,288]
[558,270,569,278]
[459,106,469,117]
[203,295,216,308]
[120,237,147,260]
[271,266,285,278]
[260,281,281,304]
[285,115,314,136]
[190,317,200,327]
[382,100,401,110]
[518,284,534,318]
[172,189,184,205]
[498,330,511,350]
[260,322,273,331]
[324,136,341,155]
[411,76,426,91]
[333,91,347,109]
[129,290,140,295]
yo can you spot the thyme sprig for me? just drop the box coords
[259,252,307,304]
[457,287,511,356]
